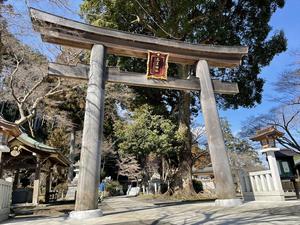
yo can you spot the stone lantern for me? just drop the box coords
[250,126,285,200]
[250,126,283,149]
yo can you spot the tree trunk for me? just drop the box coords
[67,127,76,183]
[173,65,195,195]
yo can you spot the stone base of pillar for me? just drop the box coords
[69,209,103,220]
[215,198,243,207]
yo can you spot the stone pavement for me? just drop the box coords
[1,196,300,225]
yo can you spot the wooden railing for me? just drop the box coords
[240,170,284,201]
[0,179,12,222]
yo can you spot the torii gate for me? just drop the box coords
[30,8,248,218]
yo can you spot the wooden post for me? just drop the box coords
[292,179,300,199]
[75,44,106,212]
[196,60,240,206]
[13,169,19,190]
[32,155,41,205]
[49,171,53,192]
[45,170,52,203]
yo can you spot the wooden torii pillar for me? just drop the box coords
[74,45,106,214]
[30,8,248,217]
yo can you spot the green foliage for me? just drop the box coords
[114,104,179,158]
[81,0,287,109]
[221,117,257,153]
[192,179,203,193]
[106,180,123,196]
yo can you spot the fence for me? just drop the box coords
[0,179,12,222]
[240,170,285,201]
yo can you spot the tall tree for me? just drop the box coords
[81,0,287,193]
[114,104,178,163]
[114,104,181,187]
[220,118,263,171]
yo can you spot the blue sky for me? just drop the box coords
[6,0,299,133]
[219,1,300,132]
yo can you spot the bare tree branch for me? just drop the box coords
[15,77,63,126]
[9,56,23,104]
[20,78,44,103]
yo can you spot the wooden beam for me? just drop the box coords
[48,63,239,95]
[32,155,41,205]
[30,8,248,68]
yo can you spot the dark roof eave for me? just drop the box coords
[50,153,71,167]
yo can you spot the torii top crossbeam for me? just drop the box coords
[30,8,248,68]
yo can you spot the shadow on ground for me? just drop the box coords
[2,198,300,225]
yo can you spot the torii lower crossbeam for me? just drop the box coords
[48,62,239,94]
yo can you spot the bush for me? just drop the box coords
[192,179,203,193]
[106,181,123,196]
[160,182,169,194]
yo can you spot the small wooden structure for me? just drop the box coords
[0,117,21,138]
[0,116,22,177]
[275,149,298,179]
[0,117,70,205]
[0,117,20,221]
[29,8,248,214]
[274,149,300,199]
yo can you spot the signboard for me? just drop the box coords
[282,161,290,173]
[277,160,294,178]
[146,51,169,80]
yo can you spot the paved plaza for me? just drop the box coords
[1,196,300,225]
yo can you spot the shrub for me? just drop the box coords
[160,182,168,194]
[106,181,123,196]
[192,179,203,193]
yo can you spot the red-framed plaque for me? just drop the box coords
[146,51,169,80]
